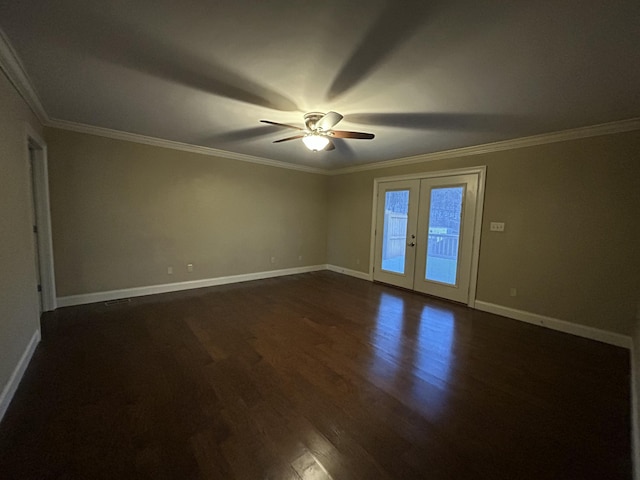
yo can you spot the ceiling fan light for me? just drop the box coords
[302,134,330,151]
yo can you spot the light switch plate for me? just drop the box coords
[490,222,505,232]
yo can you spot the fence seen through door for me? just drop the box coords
[381,190,409,274]
[382,211,408,273]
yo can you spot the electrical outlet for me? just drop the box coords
[509,287,517,297]
[270,256,276,264]
[187,263,193,272]
[167,266,173,275]
[298,255,302,261]
[356,258,360,265]
[490,222,505,232]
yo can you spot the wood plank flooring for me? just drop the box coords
[0,271,632,479]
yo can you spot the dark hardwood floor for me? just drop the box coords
[0,271,631,479]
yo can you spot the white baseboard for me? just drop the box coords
[326,264,372,281]
[57,265,327,307]
[632,327,640,480]
[474,301,632,349]
[0,329,40,423]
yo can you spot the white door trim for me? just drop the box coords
[369,166,486,307]
[25,124,57,311]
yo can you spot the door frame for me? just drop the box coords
[25,123,57,312]
[368,166,486,307]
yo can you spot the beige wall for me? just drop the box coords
[327,131,640,335]
[0,72,43,393]
[45,129,328,296]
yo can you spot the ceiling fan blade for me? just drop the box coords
[316,111,343,131]
[260,120,304,131]
[325,139,336,151]
[330,130,375,140]
[273,134,305,143]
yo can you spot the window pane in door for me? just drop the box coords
[381,190,409,274]
[425,186,464,285]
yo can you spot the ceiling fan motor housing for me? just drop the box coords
[304,112,325,131]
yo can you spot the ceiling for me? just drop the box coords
[1,0,639,171]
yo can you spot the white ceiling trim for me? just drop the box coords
[46,118,327,175]
[32,114,640,177]
[328,117,640,175]
[0,27,48,123]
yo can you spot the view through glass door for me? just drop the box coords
[373,172,481,304]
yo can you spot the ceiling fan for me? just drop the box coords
[260,112,375,152]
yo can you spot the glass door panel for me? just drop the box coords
[381,190,409,274]
[424,186,464,285]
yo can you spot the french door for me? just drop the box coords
[373,171,482,304]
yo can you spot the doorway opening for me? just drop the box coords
[26,125,56,312]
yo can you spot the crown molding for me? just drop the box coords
[46,118,327,175]
[0,27,49,123]
[43,116,640,177]
[329,117,640,175]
